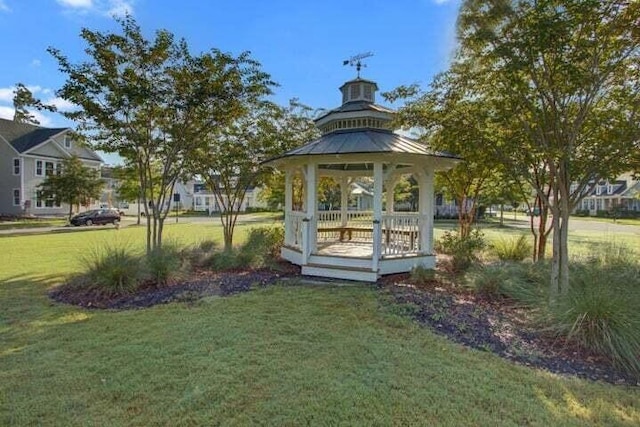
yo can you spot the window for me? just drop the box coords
[350,84,359,100]
[56,163,62,175]
[13,189,20,206]
[364,84,372,100]
[36,160,43,176]
[13,158,20,175]
[63,135,71,149]
[45,162,55,176]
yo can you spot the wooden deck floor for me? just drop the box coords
[316,241,373,258]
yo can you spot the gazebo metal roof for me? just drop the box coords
[265,128,460,164]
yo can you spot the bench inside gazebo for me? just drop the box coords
[264,76,459,282]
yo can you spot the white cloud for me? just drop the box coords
[0,87,14,103]
[0,1,10,12]
[56,0,134,16]
[56,0,93,8]
[31,59,42,67]
[432,0,453,4]
[0,106,52,127]
[106,0,133,17]
[0,106,14,120]
[46,97,77,112]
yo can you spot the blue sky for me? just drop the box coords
[0,0,460,163]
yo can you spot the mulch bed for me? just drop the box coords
[378,272,639,387]
[49,260,638,386]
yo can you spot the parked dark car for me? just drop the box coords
[70,209,121,226]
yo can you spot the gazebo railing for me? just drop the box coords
[285,211,306,250]
[381,213,424,257]
[316,210,373,228]
[316,211,374,242]
[313,211,425,257]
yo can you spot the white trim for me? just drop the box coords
[12,157,20,176]
[12,188,21,206]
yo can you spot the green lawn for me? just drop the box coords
[0,218,67,231]
[1,221,639,425]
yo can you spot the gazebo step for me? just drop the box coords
[308,254,371,269]
[302,264,378,282]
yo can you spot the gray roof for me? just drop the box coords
[315,101,395,123]
[271,128,459,161]
[0,118,101,162]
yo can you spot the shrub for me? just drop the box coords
[410,265,436,286]
[491,234,531,262]
[435,229,486,273]
[145,242,186,286]
[80,243,143,296]
[238,226,284,268]
[205,249,244,271]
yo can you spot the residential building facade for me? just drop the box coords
[0,118,102,216]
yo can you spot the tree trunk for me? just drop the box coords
[550,210,561,300]
[221,212,234,251]
[136,196,141,225]
[68,203,73,222]
[145,214,152,254]
[499,203,504,227]
[157,216,164,249]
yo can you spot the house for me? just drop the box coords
[575,173,640,216]
[0,118,103,216]
[191,180,266,213]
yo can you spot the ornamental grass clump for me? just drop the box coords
[80,242,143,296]
[467,262,546,304]
[145,241,187,286]
[545,264,640,377]
[491,234,531,262]
[541,244,640,377]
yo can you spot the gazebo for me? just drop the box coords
[264,76,460,281]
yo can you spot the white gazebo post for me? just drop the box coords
[340,176,349,227]
[372,161,384,273]
[418,168,435,254]
[301,162,317,264]
[284,168,293,246]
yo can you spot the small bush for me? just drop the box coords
[491,235,531,262]
[435,229,486,273]
[80,243,142,296]
[205,249,244,271]
[238,226,284,268]
[410,265,436,286]
[146,242,186,285]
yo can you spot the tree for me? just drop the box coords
[38,155,104,220]
[457,0,640,296]
[49,15,274,253]
[195,100,319,251]
[112,164,143,224]
[12,83,56,125]
[384,69,505,237]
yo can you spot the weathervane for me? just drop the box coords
[343,52,373,78]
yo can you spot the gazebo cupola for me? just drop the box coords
[316,78,394,135]
[264,70,461,282]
